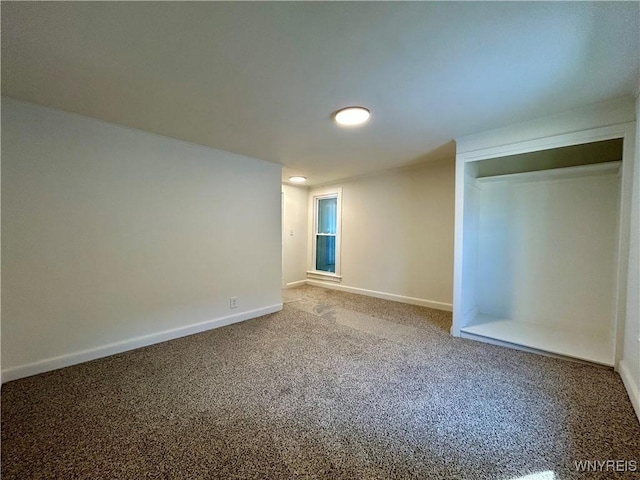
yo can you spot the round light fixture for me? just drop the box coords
[334,106,370,126]
[289,176,307,183]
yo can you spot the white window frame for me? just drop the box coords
[307,187,342,282]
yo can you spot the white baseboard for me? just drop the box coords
[618,359,640,423]
[283,280,307,289]
[305,279,453,312]
[1,303,283,384]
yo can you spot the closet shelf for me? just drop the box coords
[476,160,621,184]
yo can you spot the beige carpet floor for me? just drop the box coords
[2,285,639,479]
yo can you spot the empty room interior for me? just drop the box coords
[2,2,640,480]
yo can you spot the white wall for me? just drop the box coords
[307,159,455,309]
[1,98,283,381]
[620,94,640,419]
[476,171,620,334]
[282,184,308,287]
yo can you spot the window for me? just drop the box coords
[309,188,342,280]
[316,197,337,272]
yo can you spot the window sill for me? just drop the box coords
[306,270,342,283]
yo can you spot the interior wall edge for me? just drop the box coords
[1,303,283,384]
[0,96,282,168]
[618,359,640,424]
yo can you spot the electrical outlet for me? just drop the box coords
[230,296,238,309]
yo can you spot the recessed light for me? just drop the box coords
[289,176,307,183]
[334,106,370,126]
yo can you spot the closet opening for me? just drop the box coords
[457,137,624,365]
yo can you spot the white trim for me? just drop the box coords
[283,280,307,289]
[306,279,452,311]
[281,191,285,288]
[613,123,636,366]
[451,142,467,336]
[306,270,342,282]
[455,97,635,155]
[618,360,640,424]
[1,304,283,383]
[459,123,635,163]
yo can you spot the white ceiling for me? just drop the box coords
[2,2,639,186]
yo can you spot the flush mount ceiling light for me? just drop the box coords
[289,176,307,183]
[334,106,370,126]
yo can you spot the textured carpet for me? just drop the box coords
[2,285,639,479]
